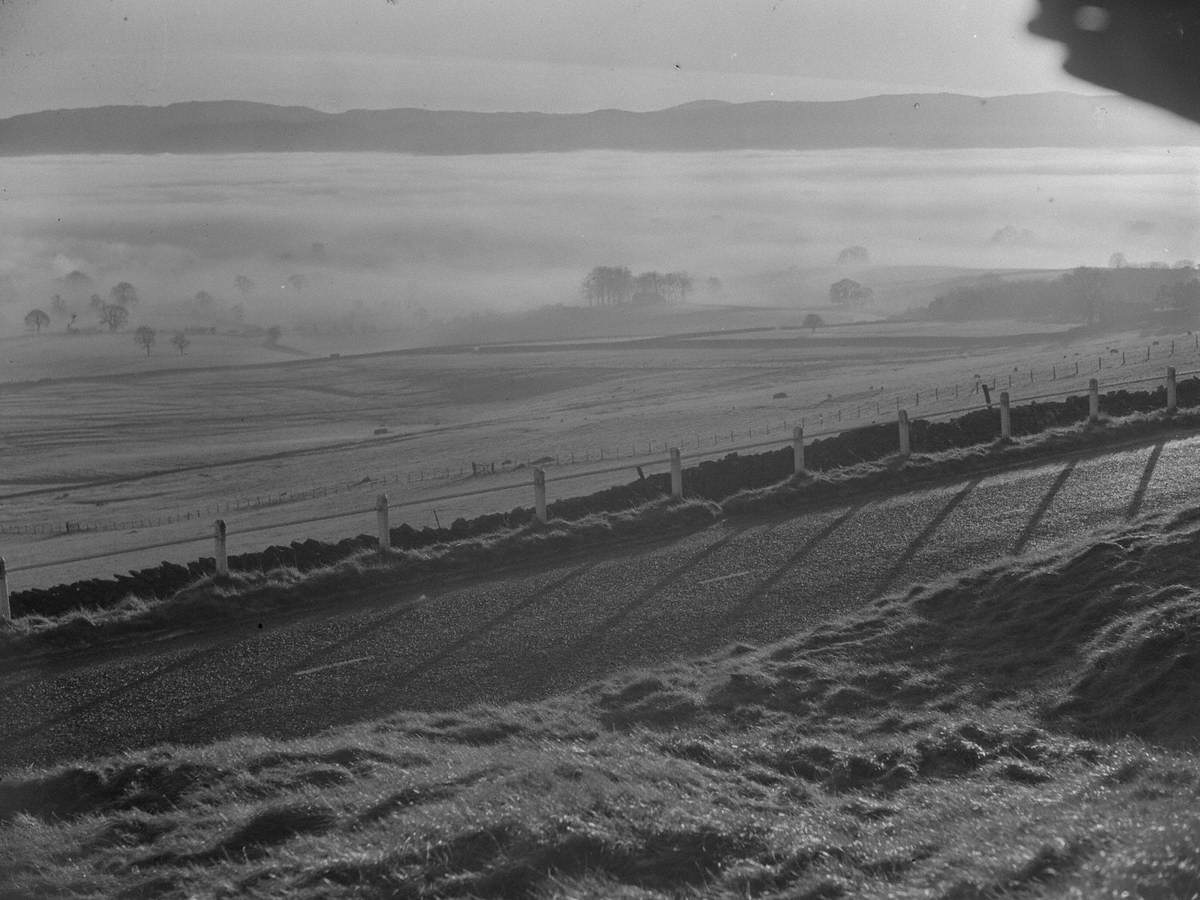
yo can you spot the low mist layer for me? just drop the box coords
[1,147,1197,336]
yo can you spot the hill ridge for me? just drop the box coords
[2,91,1196,155]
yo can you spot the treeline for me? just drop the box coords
[581,267,693,307]
[927,266,1200,327]
[24,268,300,355]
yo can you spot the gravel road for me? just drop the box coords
[2,433,1196,769]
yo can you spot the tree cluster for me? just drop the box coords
[582,267,692,306]
[836,245,870,266]
[24,309,50,333]
[1110,252,1195,270]
[829,278,874,305]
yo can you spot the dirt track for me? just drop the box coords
[2,433,1196,769]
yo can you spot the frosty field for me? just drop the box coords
[0,307,1190,591]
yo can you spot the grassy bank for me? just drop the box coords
[4,504,1200,897]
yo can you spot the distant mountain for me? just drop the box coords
[1,93,1196,155]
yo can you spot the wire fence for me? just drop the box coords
[5,358,1192,581]
[7,331,1197,540]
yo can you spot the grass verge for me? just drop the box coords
[4,506,1200,897]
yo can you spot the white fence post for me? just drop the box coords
[898,409,911,457]
[1089,378,1100,423]
[533,467,547,523]
[669,447,683,498]
[793,425,806,474]
[214,519,228,576]
[0,557,10,621]
[1167,366,1178,413]
[376,493,391,550]
[999,391,1012,440]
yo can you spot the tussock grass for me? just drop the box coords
[6,510,1200,896]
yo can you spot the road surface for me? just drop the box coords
[2,432,1198,769]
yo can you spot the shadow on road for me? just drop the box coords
[871,479,981,599]
[715,503,864,632]
[552,524,756,659]
[1011,460,1077,556]
[181,564,598,734]
[0,644,220,748]
[1126,441,1165,520]
[341,525,761,721]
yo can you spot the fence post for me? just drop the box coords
[792,425,806,474]
[533,468,547,523]
[214,519,228,576]
[1000,391,1012,440]
[669,448,683,498]
[376,493,391,550]
[898,409,911,457]
[0,558,10,621]
[1167,366,1178,412]
[1088,378,1100,423]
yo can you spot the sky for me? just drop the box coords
[0,0,1086,116]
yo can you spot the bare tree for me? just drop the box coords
[234,274,255,296]
[59,270,94,294]
[24,309,50,333]
[109,281,139,307]
[134,325,156,356]
[582,266,633,306]
[1066,267,1107,327]
[265,325,283,345]
[802,313,825,333]
[830,278,874,305]
[633,271,666,304]
[99,304,129,332]
[666,271,693,303]
[836,246,870,266]
[170,332,190,355]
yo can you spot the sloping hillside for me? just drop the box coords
[4,504,1200,897]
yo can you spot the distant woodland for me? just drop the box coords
[581,268,694,306]
[926,265,1200,329]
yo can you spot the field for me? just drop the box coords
[1,295,1193,591]
[4,144,1200,896]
